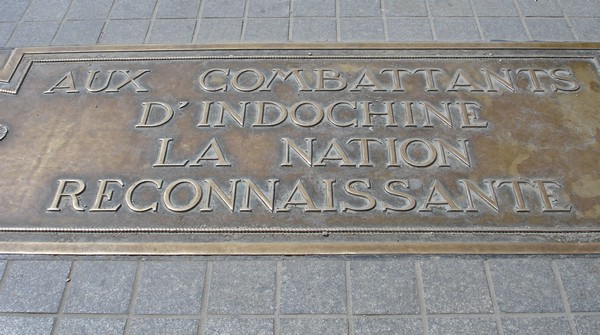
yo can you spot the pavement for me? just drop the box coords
[0,0,600,334]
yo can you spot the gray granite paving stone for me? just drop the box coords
[559,0,600,17]
[569,18,600,41]
[383,0,428,17]
[156,0,202,19]
[23,0,71,21]
[0,260,6,278]
[53,20,105,46]
[292,0,336,17]
[350,259,419,314]
[280,259,346,314]
[488,258,563,313]
[0,23,15,48]
[0,317,55,335]
[354,317,423,335]
[7,21,60,47]
[195,18,242,42]
[202,0,246,18]
[63,260,137,313]
[339,18,385,41]
[248,0,290,18]
[502,316,571,335]
[146,19,196,44]
[129,318,199,335]
[134,261,205,315]
[339,0,382,17]
[428,317,499,335]
[99,20,151,44]
[479,17,528,41]
[387,17,433,41]
[433,17,481,41]
[208,260,276,314]
[555,258,600,311]
[429,0,473,16]
[280,318,348,335]
[205,317,273,335]
[0,260,70,313]
[421,258,492,314]
[0,0,29,22]
[292,18,337,42]
[244,18,289,42]
[516,0,563,17]
[111,0,158,19]
[67,0,114,20]
[574,315,600,335]
[526,18,574,41]
[472,0,518,16]
[56,318,126,335]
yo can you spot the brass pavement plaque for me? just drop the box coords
[0,43,599,254]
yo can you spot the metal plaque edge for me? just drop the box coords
[0,241,599,255]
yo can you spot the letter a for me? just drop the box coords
[44,72,79,94]
[189,139,232,167]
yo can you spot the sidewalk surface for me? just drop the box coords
[1,0,599,46]
[1,1,600,334]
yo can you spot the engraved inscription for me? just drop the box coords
[44,69,151,94]
[42,59,587,218]
[197,67,579,94]
[46,177,571,214]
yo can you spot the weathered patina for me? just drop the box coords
[0,43,599,254]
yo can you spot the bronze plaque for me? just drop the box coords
[0,43,600,254]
